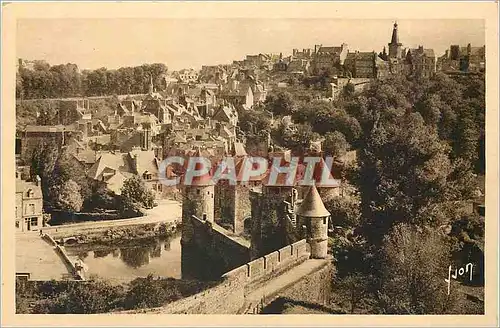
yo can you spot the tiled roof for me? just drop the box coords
[24,125,76,133]
[318,46,342,54]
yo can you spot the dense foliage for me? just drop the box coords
[17,61,168,99]
[120,176,155,210]
[16,275,213,314]
[327,73,485,314]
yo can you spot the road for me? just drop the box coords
[16,233,74,280]
[42,199,182,235]
[244,258,329,312]
[16,200,182,280]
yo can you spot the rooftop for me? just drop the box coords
[296,185,331,218]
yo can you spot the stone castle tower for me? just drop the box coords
[388,22,403,59]
[181,149,215,244]
[296,185,330,259]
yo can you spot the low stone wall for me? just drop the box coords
[42,234,85,280]
[123,239,310,314]
[43,219,178,244]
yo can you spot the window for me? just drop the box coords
[323,217,327,225]
[196,189,200,195]
[15,221,20,229]
[30,217,38,227]
[26,189,34,198]
[26,204,35,215]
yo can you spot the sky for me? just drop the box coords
[17,19,485,71]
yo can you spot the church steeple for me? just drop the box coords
[388,21,403,59]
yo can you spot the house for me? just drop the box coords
[437,44,485,73]
[176,69,200,83]
[16,169,44,232]
[344,51,378,78]
[405,46,436,78]
[221,85,254,110]
[292,48,313,60]
[87,149,163,197]
[212,103,239,126]
[20,125,77,161]
[287,59,311,75]
[58,98,92,125]
[311,44,349,75]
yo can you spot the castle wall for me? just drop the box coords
[182,215,251,279]
[217,184,252,235]
[234,184,251,234]
[126,239,314,314]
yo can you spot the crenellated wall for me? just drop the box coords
[181,215,252,279]
[122,239,315,314]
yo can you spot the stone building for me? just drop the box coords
[58,98,91,125]
[344,51,378,78]
[20,125,76,161]
[405,46,436,78]
[16,168,44,232]
[311,44,348,75]
[437,44,486,73]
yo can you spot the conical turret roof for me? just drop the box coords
[296,185,330,218]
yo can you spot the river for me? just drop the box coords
[65,234,182,284]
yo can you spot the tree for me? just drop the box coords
[357,113,457,245]
[33,279,124,314]
[343,82,355,97]
[85,183,117,211]
[448,213,484,284]
[52,149,92,202]
[123,274,180,309]
[322,131,350,158]
[238,109,272,135]
[324,195,360,229]
[276,123,320,155]
[333,273,373,314]
[120,176,155,209]
[50,179,83,212]
[377,224,457,314]
[265,90,296,116]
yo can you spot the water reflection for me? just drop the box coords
[66,235,181,282]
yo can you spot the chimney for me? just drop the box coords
[132,154,139,174]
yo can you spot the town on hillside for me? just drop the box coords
[14,21,486,316]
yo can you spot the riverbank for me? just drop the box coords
[52,221,180,247]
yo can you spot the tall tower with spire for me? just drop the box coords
[388,22,403,59]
